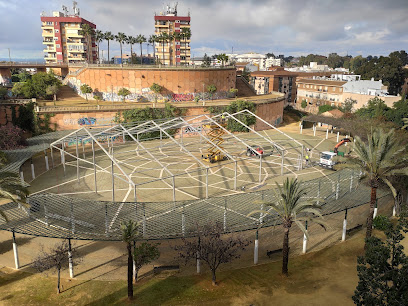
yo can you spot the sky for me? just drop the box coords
[0,0,407,60]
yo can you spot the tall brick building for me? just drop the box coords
[154,4,191,66]
[41,3,97,64]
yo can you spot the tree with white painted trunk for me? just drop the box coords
[32,240,80,294]
[248,178,326,276]
[337,128,408,243]
[133,242,160,282]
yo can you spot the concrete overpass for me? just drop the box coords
[0,62,70,84]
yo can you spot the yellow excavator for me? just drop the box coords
[201,122,228,163]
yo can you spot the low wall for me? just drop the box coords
[42,94,285,131]
[65,66,237,103]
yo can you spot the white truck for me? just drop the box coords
[319,151,337,169]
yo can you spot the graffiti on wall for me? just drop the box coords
[63,117,116,126]
[66,77,230,104]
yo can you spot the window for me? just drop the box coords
[55,29,59,33]
[53,37,59,41]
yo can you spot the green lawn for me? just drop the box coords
[0,231,366,306]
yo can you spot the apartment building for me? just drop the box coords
[41,4,97,64]
[154,4,191,65]
[250,70,334,105]
[296,79,346,108]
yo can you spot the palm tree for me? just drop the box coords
[79,24,95,63]
[135,35,146,65]
[181,27,191,66]
[216,54,229,67]
[115,32,127,66]
[127,36,137,64]
[173,32,182,66]
[95,30,104,64]
[340,128,408,241]
[249,178,325,276]
[120,220,139,300]
[167,33,174,65]
[158,32,169,65]
[0,172,29,221]
[148,35,157,65]
[104,31,115,64]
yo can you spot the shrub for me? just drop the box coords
[301,100,307,108]
[373,215,392,231]
[0,86,8,99]
[0,125,27,150]
[318,104,336,114]
[118,88,131,101]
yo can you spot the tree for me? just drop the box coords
[33,240,79,294]
[355,97,390,119]
[340,97,357,113]
[104,31,115,64]
[266,52,276,58]
[150,83,162,103]
[148,35,158,65]
[80,84,93,101]
[0,86,7,99]
[157,32,169,65]
[327,53,344,69]
[28,72,61,99]
[353,216,408,305]
[173,32,183,66]
[202,53,211,67]
[118,88,131,102]
[79,24,95,63]
[95,30,104,64]
[249,178,326,275]
[136,34,146,65]
[133,242,160,282]
[216,53,229,67]
[115,32,127,66]
[301,99,307,109]
[175,221,249,286]
[181,27,191,65]
[340,128,408,241]
[127,36,137,63]
[318,104,336,114]
[46,84,59,103]
[207,84,217,100]
[121,220,139,300]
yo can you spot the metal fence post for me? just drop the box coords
[206,168,209,199]
[350,170,354,192]
[259,156,262,183]
[75,133,79,183]
[373,199,378,219]
[30,158,35,180]
[44,150,49,171]
[142,203,146,238]
[71,200,75,234]
[224,197,227,232]
[182,204,185,236]
[92,140,97,193]
[105,204,109,236]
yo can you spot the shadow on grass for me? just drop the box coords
[86,275,199,306]
[0,269,32,289]
[75,254,124,278]
[0,237,33,255]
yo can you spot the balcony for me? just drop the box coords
[68,49,85,53]
[43,39,54,44]
[42,31,53,36]
[44,48,56,52]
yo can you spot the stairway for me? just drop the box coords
[236,76,257,97]
[57,85,86,102]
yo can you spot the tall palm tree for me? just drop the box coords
[104,31,115,64]
[95,30,104,64]
[79,24,95,63]
[135,35,146,65]
[181,27,191,66]
[167,33,174,65]
[158,32,169,65]
[148,35,157,65]
[120,220,138,300]
[341,128,408,240]
[115,32,127,66]
[249,178,325,276]
[0,172,29,221]
[127,36,137,64]
[173,32,182,67]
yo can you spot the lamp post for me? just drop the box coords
[8,48,11,63]
[107,73,114,104]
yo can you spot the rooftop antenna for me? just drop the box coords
[62,5,68,16]
[73,1,80,16]
[174,2,178,15]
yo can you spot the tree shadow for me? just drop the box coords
[0,237,33,255]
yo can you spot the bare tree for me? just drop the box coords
[32,240,79,294]
[175,221,250,286]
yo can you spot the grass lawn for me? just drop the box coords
[0,230,367,306]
